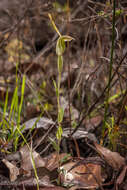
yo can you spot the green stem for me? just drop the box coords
[103,0,116,135]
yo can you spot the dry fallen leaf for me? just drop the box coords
[2,159,19,182]
[94,142,125,170]
[60,161,102,189]
[21,117,55,132]
[45,152,71,171]
[20,145,46,172]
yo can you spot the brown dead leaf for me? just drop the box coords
[60,161,102,189]
[94,142,125,170]
[2,159,19,182]
[45,152,71,171]
[20,145,46,171]
[20,146,71,181]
